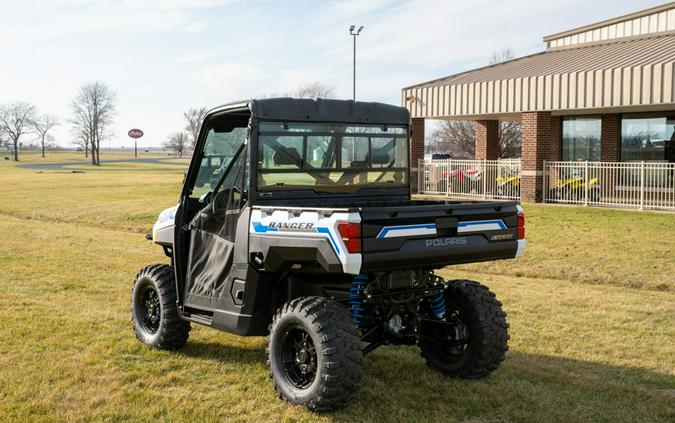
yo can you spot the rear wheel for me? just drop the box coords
[419,280,509,378]
[267,297,363,412]
[131,264,191,350]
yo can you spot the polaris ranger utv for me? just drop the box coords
[133,98,525,411]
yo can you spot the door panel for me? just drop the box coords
[184,163,246,309]
[185,229,233,303]
[182,119,249,310]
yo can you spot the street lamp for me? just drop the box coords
[349,25,364,101]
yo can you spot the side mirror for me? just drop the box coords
[199,191,212,205]
[210,187,233,217]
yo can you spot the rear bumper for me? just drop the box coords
[361,235,518,272]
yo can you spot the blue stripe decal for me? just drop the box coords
[377,224,436,239]
[316,227,340,255]
[376,220,506,238]
[458,220,506,229]
[252,222,278,233]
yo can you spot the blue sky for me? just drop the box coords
[0,0,662,148]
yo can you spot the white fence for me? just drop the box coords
[418,159,521,200]
[543,161,675,211]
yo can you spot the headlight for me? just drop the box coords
[156,206,177,224]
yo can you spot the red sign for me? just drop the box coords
[128,128,144,139]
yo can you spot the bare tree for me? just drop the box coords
[288,82,336,99]
[0,102,36,161]
[429,120,521,159]
[32,114,59,158]
[489,47,521,158]
[184,107,208,150]
[427,48,522,159]
[428,121,475,158]
[164,131,188,158]
[71,81,116,165]
[499,121,521,158]
[71,125,90,158]
[489,47,515,65]
[257,82,336,100]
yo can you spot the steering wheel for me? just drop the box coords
[210,186,242,220]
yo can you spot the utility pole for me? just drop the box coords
[349,25,364,101]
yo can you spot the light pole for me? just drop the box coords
[349,25,364,101]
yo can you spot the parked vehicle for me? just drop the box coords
[132,98,525,411]
[549,171,600,201]
[194,154,232,189]
[496,174,520,197]
[449,168,482,194]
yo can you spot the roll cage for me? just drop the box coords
[181,98,413,205]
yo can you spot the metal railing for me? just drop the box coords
[543,161,675,211]
[418,159,521,200]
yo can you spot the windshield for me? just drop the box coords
[190,126,247,199]
[257,122,408,192]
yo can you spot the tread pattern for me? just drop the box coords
[131,264,191,350]
[266,296,363,412]
[419,279,509,379]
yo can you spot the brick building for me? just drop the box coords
[402,3,675,202]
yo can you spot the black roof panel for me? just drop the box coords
[212,97,410,125]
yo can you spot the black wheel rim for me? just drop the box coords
[280,325,317,389]
[422,298,470,360]
[441,306,469,357]
[140,285,161,334]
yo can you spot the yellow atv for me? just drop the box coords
[496,174,520,197]
[549,175,600,202]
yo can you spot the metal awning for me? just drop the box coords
[402,34,675,119]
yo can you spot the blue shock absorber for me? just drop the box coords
[428,291,446,319]
[348,275,368,328]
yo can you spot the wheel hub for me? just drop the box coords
[140,286,161,334]
[296,349,309,364]
[281,326,317,388]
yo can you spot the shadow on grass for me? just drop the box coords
[177,339,266,366]
[328,349,675,423]
[173,339,674,422]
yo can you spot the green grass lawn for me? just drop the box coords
[5,150,179,164]
[0,153,673,422]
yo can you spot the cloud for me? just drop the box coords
[330,0,398,14]
[0,0,668,148]
[29,0,235,11]
[183,22,207,33]
[174,52,218,64]
[186,62,317,101]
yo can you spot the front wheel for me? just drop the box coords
[419,280,509,378]
[131,264,191,350]
[267,297,363,412]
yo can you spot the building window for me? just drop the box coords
[621,113,675,162]
[562,116,601,161]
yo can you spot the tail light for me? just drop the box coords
[517,210,525,240]
[338,222,361,254]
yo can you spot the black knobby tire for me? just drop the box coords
[267,296,363,412]
[419,280,509,378]
[131,264,191,350]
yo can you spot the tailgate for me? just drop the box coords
[359,201,522,272]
